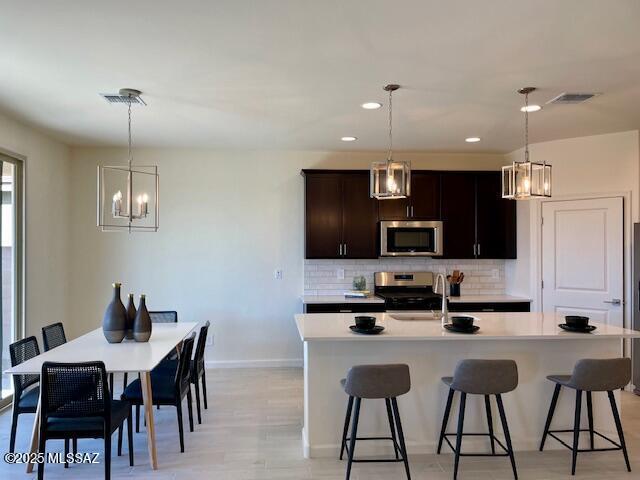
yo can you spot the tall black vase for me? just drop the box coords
[102,282,127,343]
[133,294,152,342]
[125,293,137,340]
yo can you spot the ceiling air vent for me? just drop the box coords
[547,92,600,105]
[99,88,146,106]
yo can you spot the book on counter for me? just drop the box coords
[344,290,371,298]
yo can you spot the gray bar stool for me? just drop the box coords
[339,364,411,480]
[437,359,518,480]
[539,357,631,475]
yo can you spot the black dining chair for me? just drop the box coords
[122,310,179,394]
[8,336,41,453]
[154,321,210,424]
[122,333,196,452]
[37,361,133,480]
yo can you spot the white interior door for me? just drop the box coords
[542,197,623,326]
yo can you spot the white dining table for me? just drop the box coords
[4,322,198,473]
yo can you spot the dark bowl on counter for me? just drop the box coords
[451,316,475,329]
[354,316,376,330]
[565,315,589,329]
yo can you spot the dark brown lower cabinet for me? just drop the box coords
[448,302,530,313]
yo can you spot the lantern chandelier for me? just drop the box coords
[97,89,159,232]
[370,84,411,199]
[501,87,552,200]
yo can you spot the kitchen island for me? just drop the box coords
[294,312,640,458]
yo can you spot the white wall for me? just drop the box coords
[0,112,71,340]
[504,130,640,321]
[69,148,504,366]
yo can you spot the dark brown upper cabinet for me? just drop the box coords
[303,170,378,259]
[441,171,516,259]
[378,172,441,220]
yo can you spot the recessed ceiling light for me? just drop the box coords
[465,137,481,143]
[362,102,382,110]
[520,104,542,113]
[341,136,357,142]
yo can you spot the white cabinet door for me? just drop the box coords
[542,197,623,326]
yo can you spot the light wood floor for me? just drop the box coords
[2,367,640,479]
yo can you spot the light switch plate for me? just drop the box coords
[274,269,283,280]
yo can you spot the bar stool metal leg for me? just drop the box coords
[345,397,361,480]
[496,394,518,480]
[485,395,495,455]
[391,398,411,480]
[386,398,400,460]
[608,390,631,472]
[453,392,466,480]
[437,388,455,454]
[339,396,353,460]
[540,384,561,451]
[586,391,594,450]
[572,390,582,475]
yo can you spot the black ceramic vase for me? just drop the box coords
[133,294,152,342]
[102,282,127,343]
[125,293,137,340]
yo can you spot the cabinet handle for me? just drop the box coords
[411,206,414,217]
[343,243,347,256]
[477,243,481,256]
[339,309,353,313]
[473,244,477,256]
[339,244,343,256]
[406,206,410,218]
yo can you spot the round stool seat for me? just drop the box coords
[441,359,518,395]
[342,364,410,399]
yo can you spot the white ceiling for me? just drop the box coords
[2,0,640,152]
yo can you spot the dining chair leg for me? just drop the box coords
[194,379,202,424]
[496,394,517,480]
[391,397,411,480]
[187,387,195,432]
[453,392,466,480]
[64,438,69,468]
[104,428,111,480]
[339,396,354,460]
[385,398,400,460]
[572,390,582,476]
[109,373,114,399]
[117,425,123,456]
[176,403,185,453]
[540,384,561,451]
[122,372,128,392]
[36,432,46,480]
[9,405,18,453]
[127,406,134,467]
[345,397,361,480]
[608,390,631,472]
[485,395,495,455]
[437,388,455,454]
[202,372,208,410]
[586,391,594,450]
[73,437,77,454]
[135,405,140,433]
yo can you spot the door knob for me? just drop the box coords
[603,299,622,305]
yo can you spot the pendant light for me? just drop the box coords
[501,87,551,199]
[97,89,159,232]
[370,84,411,199]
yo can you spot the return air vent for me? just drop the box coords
[99,88,146,106]
[547,92,600,105]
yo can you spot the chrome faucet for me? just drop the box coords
[435,273,448,326]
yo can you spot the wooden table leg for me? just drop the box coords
[25,396,41,473]
[140,371,158,469]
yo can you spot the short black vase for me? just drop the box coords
[125,293,136,340]
[102,282,127,343]
[133,294,152,342]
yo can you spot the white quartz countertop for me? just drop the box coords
[300,295,385,304]
[448,295,531,303]
[294,312,640,341]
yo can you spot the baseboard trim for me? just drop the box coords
[205,358,303,369]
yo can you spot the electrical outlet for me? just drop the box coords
[274,269,283,280]
[337,268,345,280]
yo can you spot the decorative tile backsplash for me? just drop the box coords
[304,258,505,296]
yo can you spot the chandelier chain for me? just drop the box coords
[524,92,529,162]
[387,88,393,161]
[127,96,133,169]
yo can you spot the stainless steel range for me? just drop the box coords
[374,271,443,312]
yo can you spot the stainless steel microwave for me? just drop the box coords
[380,220,443,257]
